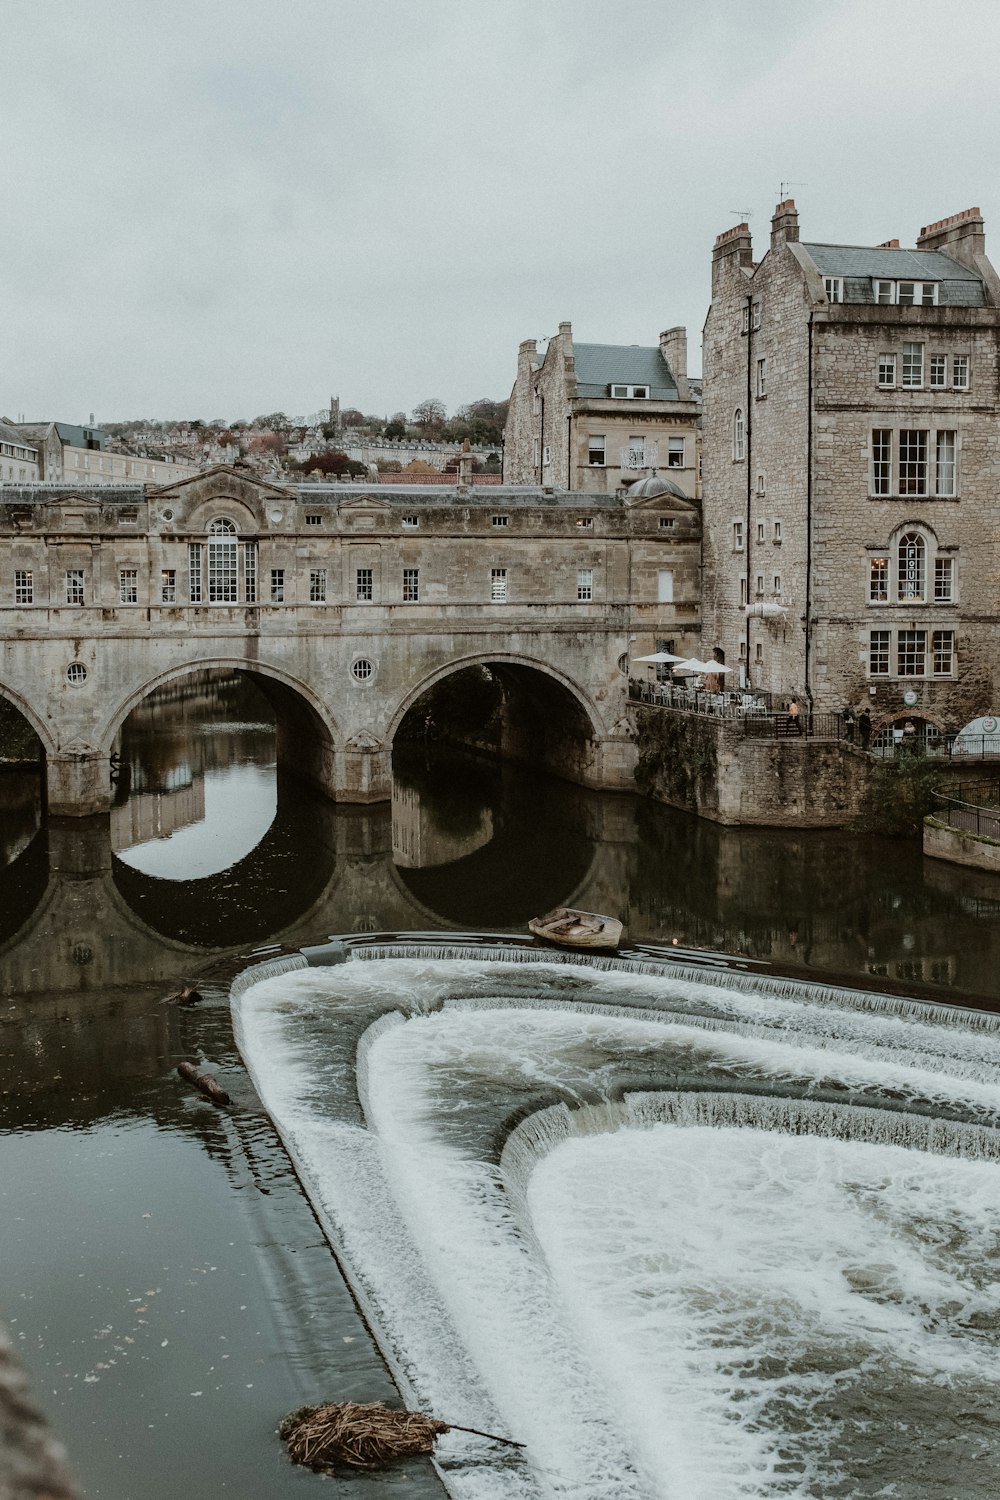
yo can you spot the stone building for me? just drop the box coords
[0,418,39,483]
[15,421,199,485]
[702,201,1000,739]
[504,321,701,496]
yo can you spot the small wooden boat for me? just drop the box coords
[528,907,623,952]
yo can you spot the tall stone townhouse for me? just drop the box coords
[0,418,39,482]
[702,200,1000,741]
[504,321,701,498]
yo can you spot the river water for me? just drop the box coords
[2,672,999,1499]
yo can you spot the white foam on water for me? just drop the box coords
[233,954,1000,1499]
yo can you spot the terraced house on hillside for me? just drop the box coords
[702,200,1000,745]
[504,321,701,497]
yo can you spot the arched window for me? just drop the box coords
[208,515,239,602]
[897,531,926,602]
[733,409,745,462]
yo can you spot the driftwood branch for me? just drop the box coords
[176,1061,230,1106]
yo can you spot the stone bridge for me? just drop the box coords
[0,468,701,814]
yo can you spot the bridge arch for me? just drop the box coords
[386,652,607,745]
[0,679,57,756]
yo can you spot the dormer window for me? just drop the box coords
[401,514,419,528]
[824,277,843,303]
[873,280,939,306]
[609,384,650,399]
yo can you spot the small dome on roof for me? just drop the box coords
[624,475,686,501]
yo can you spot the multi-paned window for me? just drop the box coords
[491,568,508,603]
[878,353,896,387]
[161,568,176,603]
[588,434,606,466]
[897,532,926,601]
[751,302,761,329]
[576,516,594,529]
[756,357,767,397]
[207,517,238,602]
[305,513,322,527]
[929,353,947,388]
[14,570,33,604]
[402,515,419,529]
[576,568,593,601]
[733,520,744,551]
[897,629,926,676]
[667,437,684,468]
[270,568,285,603]
[952,354,970,389]
[188,542,203,602]
[119,569,138,604]
[901,342,923,387]
[869,629,890,675]
[309,569,327,603]
[934,556,954,602]
[356,567,373,601]
[491,514,509,528]
[65,570,85,606]
[873,280,938,305]
[402,568,419,602]
[741,306,750,334]
[869,556,889,602]
[824,276,843,303]
[932,629,955,675]
[733,409,745,461]
[240,542,256,603]
[873,429,958,497]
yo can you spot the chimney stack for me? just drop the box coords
[770,198,799,249]
[659,327,690,400]
[916,208,986,270]
[712,222,754,291]
[458,437,473,488]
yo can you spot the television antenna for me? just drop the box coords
[729,209,753,221]
[779,180,807,200]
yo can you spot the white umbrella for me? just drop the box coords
[631,651,686,664]
[674,658,733,674]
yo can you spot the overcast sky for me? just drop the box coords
[5,0,1000,425]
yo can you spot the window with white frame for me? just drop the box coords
[752,302,761,329]
[491,514,509,528]
[929,353,947,388]
[897,629,926,676]
[952,354,970,389]
[897,532,926,602]
[161,568,176,603]
[872,429,892,495]
[733,409,745,461]
[402,514,419,529]
[901,342,924,387]
[271,568,285,603]
[773,519,782,543]
[491,568,508,602]
[733,520,744,551]
[657,569,674,603]
[309,569,327,603]
[741,306,750,334]
[14,570,33,604]
[188,542,203,602]
[898,429,928,494]
[869,629,890,675]
[119,569,138,604]
[934,555,955,601]
[878,353,897,387]
[542,444,551,465]
[65,570,84,606]
[667,437,684,468]
[576,568,593,601]
[935,430,956,496]
[756,358,767,397]
[356,567,373,601]
[588,434,606,466]
[207,516,238,602]
[658,516,675,530]
[243,542,257,603]
[576,516,594,529]
[824,276,844,303]
[932,629,955,675]
[402,568,419,602]
[874,280,938,305]
[609,384,650,399]
[869,555,889,602]
[757,521,765,542]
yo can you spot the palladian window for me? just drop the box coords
[897,532,926,603]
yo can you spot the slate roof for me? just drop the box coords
[572,344,680,400]
[0,418,36,452]
[803,244,985,306]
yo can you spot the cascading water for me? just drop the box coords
[231,947,1000,1500]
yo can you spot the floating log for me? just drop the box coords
[279,1401,523,1475]
[176,1061,230,1106]
[161,984,202,1006]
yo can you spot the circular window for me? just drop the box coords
[71,942,93,966]
[161,508,174,521]
[66,662,87,686]
[351,659,374,682]
[617,652,629,675]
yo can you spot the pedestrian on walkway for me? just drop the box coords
[787,698,803,736]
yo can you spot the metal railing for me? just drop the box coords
[932,789,1000,841]
[627,680,847,740]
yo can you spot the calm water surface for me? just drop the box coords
[2,672,999,1498]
